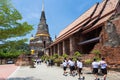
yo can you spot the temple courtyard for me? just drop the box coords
[0,63,120,80]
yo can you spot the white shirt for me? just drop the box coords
[77,61,83,68]
[77,60,79,67]
[62,62,67,67]
[92,61,99,68]
[69,60,75,66]
[99,60,107,69]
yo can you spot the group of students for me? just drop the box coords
[62,58,84,79]
[92,57,107,80]
[62,57,107,80]
[46,59,54,66]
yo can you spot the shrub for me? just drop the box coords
[92,49,101,59]
[53,53,59,59]
[92,50,101,55]
[84,59,92,64]
[62,53,68,58]
[74,51,82,57]
[42,55,49,61]
[54,58,62,66]
[93,57,101,61]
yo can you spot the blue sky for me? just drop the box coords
[11,0,102,41]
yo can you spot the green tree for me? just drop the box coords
[0,0,33,61]
[0,0,33,41]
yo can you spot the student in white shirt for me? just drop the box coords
[92,58,99,80]
[99,57,107,80]
[68,58,75,75]
[62,60,68,75]
[77,58,83,79]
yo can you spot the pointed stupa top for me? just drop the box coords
[36,0,50,37]
[40,0,46,22]
[42,0,44,11]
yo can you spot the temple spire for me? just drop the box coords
[42,0,44,11]
[40,0,46,24]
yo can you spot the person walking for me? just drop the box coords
[62,60,68,76]
[99,57,107,80]
[77,58,84,80]
[68,58,75,76]
[92,58,99,80]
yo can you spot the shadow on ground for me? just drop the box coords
[7,77,42,80]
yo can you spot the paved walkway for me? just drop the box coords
[0,64,19,80]
[8,63,120,80]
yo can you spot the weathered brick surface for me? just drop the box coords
[89,14,120,69]
[15,54,30,66]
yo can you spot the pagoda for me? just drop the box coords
[29,0,52,57]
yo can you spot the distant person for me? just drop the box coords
[99,58,107,80]
[36,58,40,65]
[46,60,49,66]
[92,58,99,80]
[62,60,68,76]
[51,59,54,66]
[39,58,42,64]
[76,58,79,75]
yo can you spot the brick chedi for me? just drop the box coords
[29,1,52,57]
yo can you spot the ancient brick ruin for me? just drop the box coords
[92,14,120,69]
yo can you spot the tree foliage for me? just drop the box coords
[0,0,33,41]
[0,0,33,58]
[0,40,30,58]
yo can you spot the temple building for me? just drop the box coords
[29,1,52,57]
[46,0,120,66]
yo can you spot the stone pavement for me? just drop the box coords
[0,64,19,80]
[8,63,120,80]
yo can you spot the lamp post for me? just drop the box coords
[30,49,35,68]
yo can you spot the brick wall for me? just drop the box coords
[91,14,120,69]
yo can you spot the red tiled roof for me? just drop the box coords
[49,0,119,47]
[82,12,114,34]
[101,0,119,17]
[58,4,97,37]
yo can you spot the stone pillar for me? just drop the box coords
[55,45,58,54]
[50,47,54,56]
[59,42,63,56]
[70,36,75,56]
[53,46,56,54]
[63,41,66,54]
[50,47,52,56]
[48,48,50,56]
[57,43,60,55]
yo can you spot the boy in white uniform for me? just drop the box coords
[77,58,84,79]
[62,60,68,76]
[92,59,99,80]
[68,58,75,76]
[99,58,107,80]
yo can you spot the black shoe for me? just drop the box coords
[97,78,100,80]
[76,73,78,75]
[83,76,85,80]
[95,78,100,80]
